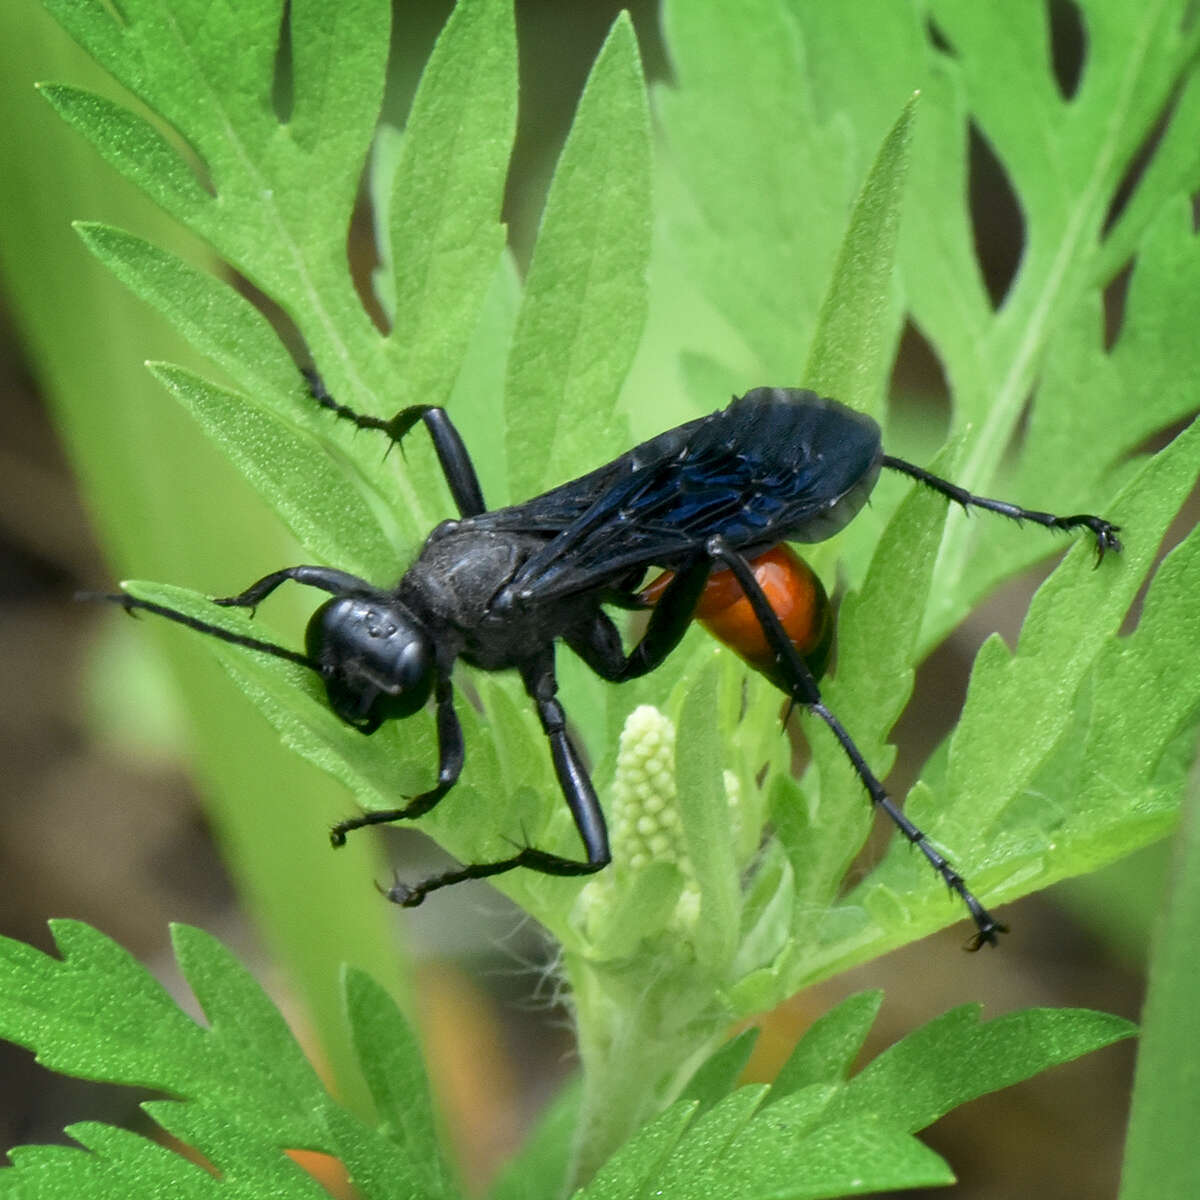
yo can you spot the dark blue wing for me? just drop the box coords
[476,388,882,601]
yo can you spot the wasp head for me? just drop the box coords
[305,596,435,732]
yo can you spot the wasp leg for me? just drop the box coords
[383,651,611,906]
[94,565,379,668]
[330,676,465,847]
[98,592,317,671]
[304,369,486,517]
[211,565,381,613]
[705,535,1006,950]
[567,557,712,681]
[881,455,1122,563]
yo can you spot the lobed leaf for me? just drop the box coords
[828,1004,1135,1134]
[42,0,391,372]
[0,922,447,1200]
[653,3,1200,981]
[0,922,321,1140]
[579,997,1131,1199]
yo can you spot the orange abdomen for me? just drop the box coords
[639,545,833,686]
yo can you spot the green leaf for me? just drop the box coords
[651,1085,950,1200]
[830,1004,1135,1134]
[145,363,398,582]
[383,0,516,410]
[5,1112,330,1199]
[678,1027,761,1110]
[647,1087,771,1196]
[0,922,306,1140]
[444,250,523,508]
[579,995,1132,1199]
[683,1115,953,1199]
[930,418,1199,873]
[42,0,392,373]
[807,418,1200,973]
[37,82,211,223]
[74,222,299,395]
[504,13,651,499]
[1053,528,1200,849]
[804,92,916,423]
[0,922,448,1199]
[343,968,453,1196]
[769,991,884,1098]
[929,196,1200,644]
[575,1101,699,1200]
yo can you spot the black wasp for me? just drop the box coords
[109,383,1120,948]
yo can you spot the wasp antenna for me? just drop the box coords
[78,591,320,673]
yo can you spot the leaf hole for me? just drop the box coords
[924,17,955,56]
[1007,392,1036,465]
[1101,88,1179,240]
[1101,260,1133,352]
[967,122,1026,310]
[888,321,951,449]
[346,183,389,335]
[1046,0,1086,101]
[888,629,976,796]
[271,0,295,126]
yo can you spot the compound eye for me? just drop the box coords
[387,634,435,717]
[398,636,431,686]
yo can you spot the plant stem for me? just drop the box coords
[562,950,728,1190]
